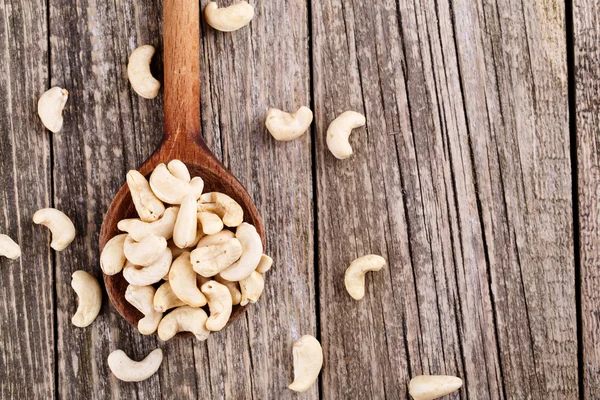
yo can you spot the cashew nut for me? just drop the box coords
[326,111,366,159]
[108,349,163,382]
[154,281,186,312]
[215,275,242,305]
[288,335,323,392]
[149,163,204,205]
[197,192,243,227]
[71,270,102,328]
[201,280,233,331]
[197,211,224,235]
[123,248,172,286]
[220,222,262,281]
[33,208,76,251]
[239,271,264,306]
[118,206,179,242]
[100,234,128,275]
[167,159,191,182]
[0,234,20,260]
[344,254,386,300]
[123,234,167,267]
[169,252,207,307]
[255,254,273,273]
[196,229,234,247]
[127,45,160,99]
[173,195,199,249]
[127,170,166,222]
[408,375,463,400]
[204,1,254,32]
[191,238,243,277]
[125,285,163,335]
[38,87,68,133]
[265,106,313,141]
[157,306,210,341]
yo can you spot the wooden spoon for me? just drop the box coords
[99,0,264,336]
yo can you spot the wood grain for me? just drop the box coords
[573,0,600,397]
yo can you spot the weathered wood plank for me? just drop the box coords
[574,0,600,397]
[0,0,54,398]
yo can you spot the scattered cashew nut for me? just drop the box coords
[149,163,204,204]
[191,238,243,277]
[123,234,167,267]
[33,208,76,251]
[408,375,463,400]
[123,248,172,286]
[196,229,234,247]
[100,233,127,275]
[71,270,102,328]
[255,254,273,273]
[167,159,191,182]
[125,285,163,335]
[215,275,242,305]
[204,1,254,32]
[127,45,160,99]
[38,87,68,133]
[220,222,262,281]
[118,206,179,242]
[157,306,210,341]
[0,234,20,260]
[108,349,163,382]
[154,281,186,312]
[173,195,199,248]
[127,170,166,222]
[239,271,264,306]
[265,106,313,141]
[197,192,243,227]
[169,252,207,307]
[288,335,323,392]
[326,111,366,159]
[201,280,233,331]
[197,211,224,235]
[344,254,386,300]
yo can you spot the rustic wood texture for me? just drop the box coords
[0,0,591,398]
[574,0,600,397]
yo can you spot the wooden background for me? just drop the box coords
[0,0,597,398]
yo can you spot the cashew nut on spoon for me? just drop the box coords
[201,280,233,331]
[71,270,102,328]
[408,375,463,400]
[169,252,207,307]
[344,254,386,300]
[100,233,127,275]
[239,271,264,306]
[157,306,210,341]
[125,284,163,335]
[265,106,313,141]
[255,254,273,273]
[204,1,254,32]
[0,234,20,260]
[127,45,161,99]
[108,349,163,382]
[191,238,243,277]
[289,335,323,392]
[154,281,186,312]
[173,195,198,248]
[123,234,167,267]
[118,206,179,241]
[150,163,204,205]
[197,192,244,227]
[126,170,166,222]
[38,86,68,133]
[33,208,76,251]
[219,222,262,281]
[123,248,172,286]
[326,111,366,159]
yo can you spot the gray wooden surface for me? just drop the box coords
[0,0,594,398]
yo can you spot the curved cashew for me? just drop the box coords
[108,349,163,382]
[127,45,160,99]
[196,229,234,247]
[198,211,224,235]
[33,208,76,251]
[149,163,204,205]
[173,195,199,249]
[288,335,323,392]
[125,285,163,335]
[198,192,243,227]
[154,281,186,312]
[167,159,191,182]
[201,280,233,331]
[157,306,210,341]
[255,254,273,274]
[0,234,20,260]
[123,248,172,286]
[265,106,313,141]
[239,271,264,306]
[38,87,68,133]
[127,170,165,222]
[100,234,128,275]
[408,375,463,400]
[123,234,167,267]
[220,223,262,281]
[191,238,243,277]
[326,111,366,159]
[215,275,242,305]
[118,206,179,242]
[71,270,102,328]
[169,252,207,307]
[344,254,386,300]
[204,1,254,32]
